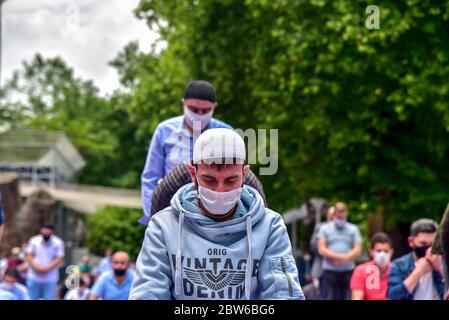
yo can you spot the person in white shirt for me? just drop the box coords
[26,224,65,300]
[64,277,90,300]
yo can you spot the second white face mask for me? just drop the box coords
[373,251,391,267]
[198,185,242,216]
[184,106,213,130]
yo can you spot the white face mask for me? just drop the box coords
[198,185,242,216]
[373,251,391,267]
[184,106,213,130]
[334,218,346,229]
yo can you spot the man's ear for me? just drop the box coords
[243,164,250,178]
[187,162,197,181]
[181,99,185,108]
[407,236,414,248]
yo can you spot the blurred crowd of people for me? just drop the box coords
[0,225,135,300]
[301,202,447,300]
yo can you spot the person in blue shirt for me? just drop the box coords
[388,219,445,300]
[317,202,362,300]
[139,80,232,224]
[89,251,134,300]
[0,268,30,300]
[130,129,304,300]
[0,288,17,300]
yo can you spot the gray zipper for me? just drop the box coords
[280,257,293,296]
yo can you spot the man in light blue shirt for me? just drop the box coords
[89,251,134,300]
[139,80,232,224]
[317,202,362,300]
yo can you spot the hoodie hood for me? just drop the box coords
[169,182,265,299]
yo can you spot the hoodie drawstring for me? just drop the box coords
[175,211,184,297]
[245,216,253,300]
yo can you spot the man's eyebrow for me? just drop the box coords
[225,175,240,180]
[200,174,216,180]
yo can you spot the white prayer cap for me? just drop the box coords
[192,128,246,164]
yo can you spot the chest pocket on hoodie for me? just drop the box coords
[270,256,303,299]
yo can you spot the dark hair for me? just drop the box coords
[4,268,20,279]
[41,224,55,231]
[192,158,245,171]
[410,219,438,237]
[370,232,393,249]
[183,80,216,103]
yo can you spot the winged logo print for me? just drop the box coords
[184,267,246,291]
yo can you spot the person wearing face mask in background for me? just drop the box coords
[139,80,232,225]
[89,251,134,300]
[129,128,304,300]
[0,268,30,300]
[26,224,65,300]
[317,202,362,300]
[64,277,90,300]
[350,233,393,300]
[388,219,445,300]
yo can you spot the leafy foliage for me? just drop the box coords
[86,206,146,261]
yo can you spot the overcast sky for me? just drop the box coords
[2,0,157,95]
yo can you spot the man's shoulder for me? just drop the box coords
[97,271,114,283]
[319,221,334,232]
[261,208,287,228]
[51,235,64,246]
[344,222,361,234]
[209,118,232,129]
[391,252,413,268]
[152,206,176,220]
[28,235,42,244]
[148,207,178,229]
[156,116,184,131]
[353,261,375,274]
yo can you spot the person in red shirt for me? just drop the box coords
[350,232,394,300]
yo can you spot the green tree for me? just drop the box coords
[2,54,146,188]
[130,0,449,229]
[86,206,146,260]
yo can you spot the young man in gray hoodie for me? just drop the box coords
[130,128,304,300]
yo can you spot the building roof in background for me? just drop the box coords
[19,181,141,214]
[0,129,85,181]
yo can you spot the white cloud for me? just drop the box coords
[2,0,157,95]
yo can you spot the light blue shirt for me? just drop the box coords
[0,282,30,300]
[91,270,134,300]
[318,221,362,271]
[0,289,17,300]
[140,115,232,223]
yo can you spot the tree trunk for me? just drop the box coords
[17,189,56,244]
[0,173,22,256]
